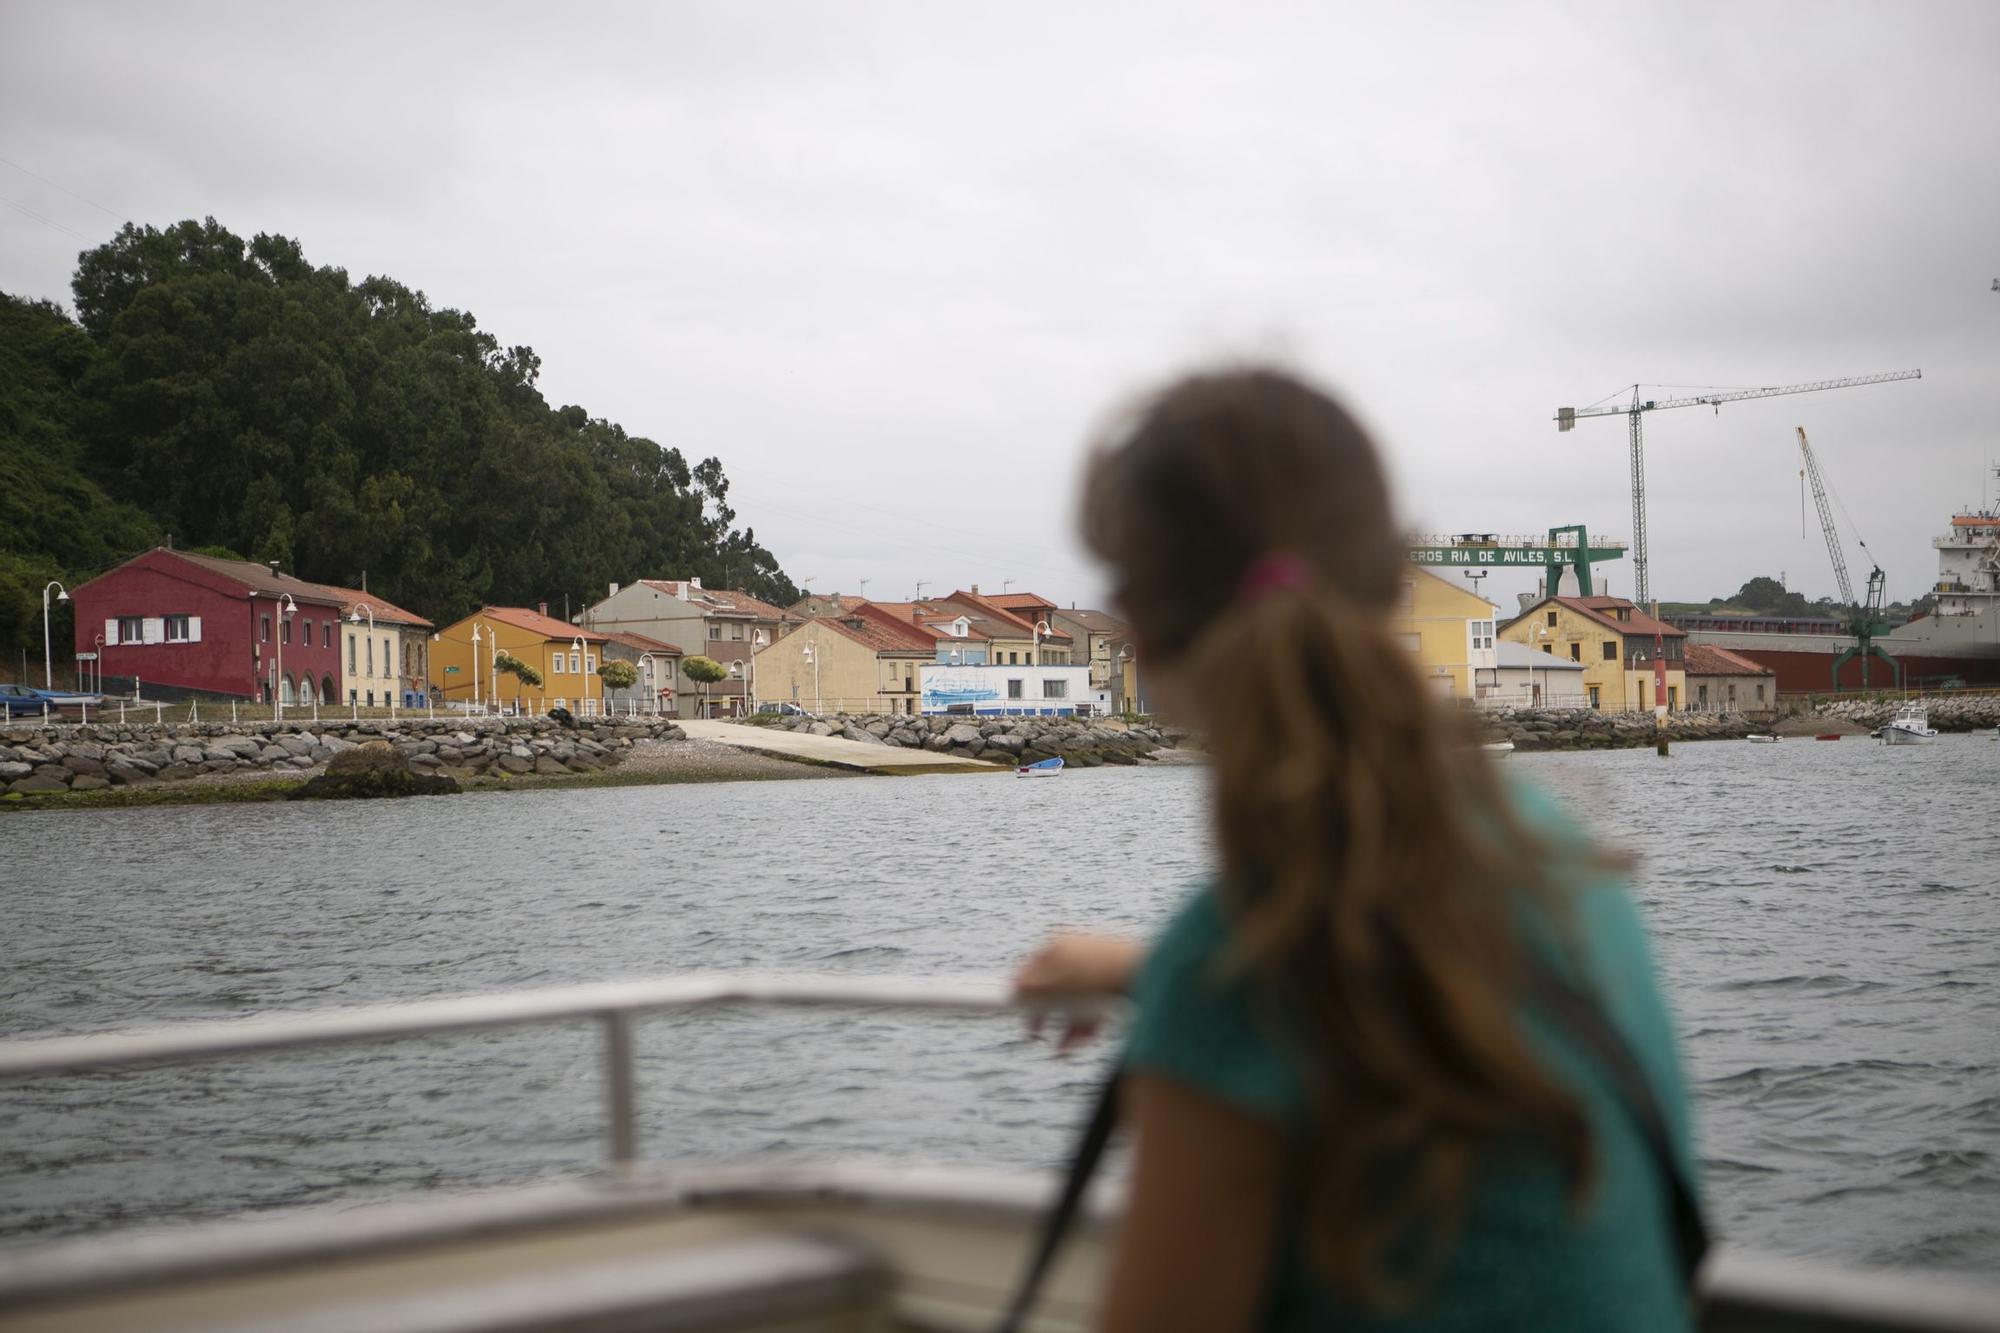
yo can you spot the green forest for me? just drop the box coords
[1,218,797,675]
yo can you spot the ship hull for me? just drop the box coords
[1685,607,2000,690]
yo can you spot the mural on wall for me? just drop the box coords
[928,660,1008,712]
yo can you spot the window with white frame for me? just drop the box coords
[552,653,565,674]
[365,637,374,678]
[569,651,581,673]
[1042,678,1068,699]
[261,614,271,643]
[348,632,357,673]
[585,653,597,673]
[1007,678,1024,699]
[164,614,191,642]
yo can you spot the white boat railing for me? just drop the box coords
[2,974,1996,1331]
[0,974,1121,1167]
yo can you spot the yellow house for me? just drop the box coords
[432,606,612,713]
[753,606,936,715]
[1390,567,1498,700]
[1499,595,1688,712]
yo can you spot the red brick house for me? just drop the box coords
[71,549,346,704]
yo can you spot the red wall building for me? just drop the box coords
[71,549,346,703]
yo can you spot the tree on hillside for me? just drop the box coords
[1728,576,1827,618]
[0,219,801,663]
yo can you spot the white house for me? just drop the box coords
[919,662,1094,716]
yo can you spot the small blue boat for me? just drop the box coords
[1016,756,1064,778]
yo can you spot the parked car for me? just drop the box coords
[0,683,68,717]
[756,701,807,716]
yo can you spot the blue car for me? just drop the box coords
[0,682,72,717]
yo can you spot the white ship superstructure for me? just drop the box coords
[1932,508,2000,618]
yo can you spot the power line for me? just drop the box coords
[0,155,124,220]
[2,196,91,243]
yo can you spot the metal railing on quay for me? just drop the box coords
[0,974,1995,1330]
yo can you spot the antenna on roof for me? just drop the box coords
[914,580,929,600]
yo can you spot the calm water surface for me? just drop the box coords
[3,737,1996,1280]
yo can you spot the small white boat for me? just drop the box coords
[1746,734,1779,743]
[1880,703,1939,746]
[1016,756,1064,778]
[1480,741,1515,757]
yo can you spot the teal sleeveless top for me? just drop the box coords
[1123,787,1697,1331]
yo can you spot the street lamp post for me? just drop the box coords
[42,581,68,691]
[274,593,297,719]
[1117,642,1135,714]
[91,632,104,696]
[1533,625,1550,707]
[636,652,657,716]
[1031,619,1053,666]
[749,628,766,712]
[571,636,587,716]
[801,640,821,715]
[469,624,483,711]
[728,660,744,716]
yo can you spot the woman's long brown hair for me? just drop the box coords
[1084,368,1594,1305]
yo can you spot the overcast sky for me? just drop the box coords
[4,1,1996,614]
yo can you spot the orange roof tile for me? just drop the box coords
[600,629,682,655]
[311,584,434,630]
[1683,643,1774,676]
[638,579,797,623]
[481,606,610,642]
[1550,596,1686,640]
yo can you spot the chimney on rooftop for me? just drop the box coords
[268,560,280,577]
[609,582,620,598]
[539,601,549,617]
[970,584,979,595]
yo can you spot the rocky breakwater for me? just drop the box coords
[1485,709,1757,752]
[743,712,1175,767]
[0,716,689,797]
[1806,694,2000,733]
[289,741,460,800]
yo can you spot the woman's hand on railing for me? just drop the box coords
[1013,933,1144,1052]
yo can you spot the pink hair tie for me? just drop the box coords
[1239,552,1312,599]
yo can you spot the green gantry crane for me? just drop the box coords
[1797,426,1898,690]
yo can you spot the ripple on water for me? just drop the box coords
[3,747,1997,1286]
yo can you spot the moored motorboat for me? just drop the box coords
[1017,756,1064,778]
[1880,703,1939,746]
[1746,734,1779,743]
[1480,741,1515,757]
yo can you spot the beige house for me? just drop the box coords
[314,585,435,708]
[1501,595,1687,712]
[581,579,797,717]
[1683,643,1777,720]
[754,605,936,715]
[1047,607,1126,703]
